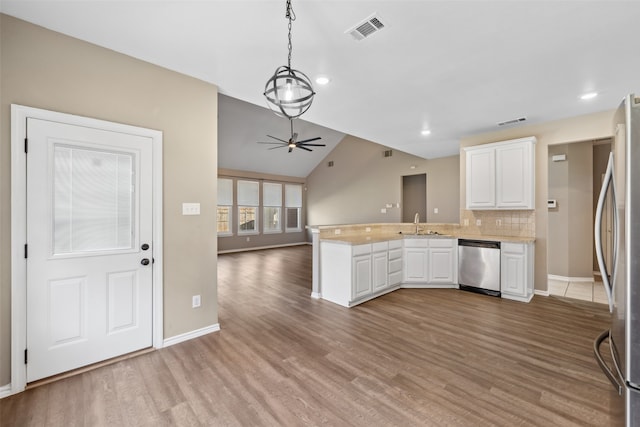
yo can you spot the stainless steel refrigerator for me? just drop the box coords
[594,93,640,426]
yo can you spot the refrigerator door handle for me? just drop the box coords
[594,152,615,312]
[593,329,623,395]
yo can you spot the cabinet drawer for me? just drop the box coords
[388,248,402,260]
[388,239,402,250]
[372,241,388,252]
[352,244,371,256]
[429,238,455,248]
[389,271,402,286]
[403,239,429,248]
[389,258,402,274]
[502,242,524,254]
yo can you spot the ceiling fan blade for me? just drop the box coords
[298,145,313,152]
[268,145,287,150]
[300,143,326,147]
[267,135,288,143]
[297,137,322,144]
[257,141,286,145]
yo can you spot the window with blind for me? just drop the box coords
[263,182,282,233]
[237,180,259,234]
[285,183,302,232]
[217,178,233,236]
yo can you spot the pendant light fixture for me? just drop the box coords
[264,0,315,119]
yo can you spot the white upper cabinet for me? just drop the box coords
[465,136,536,210]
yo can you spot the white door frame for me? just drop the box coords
[9,105,164,395]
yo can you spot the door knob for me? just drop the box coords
[141,258,150,266]
[141,243,149,251]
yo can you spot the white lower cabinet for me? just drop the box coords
[501,242,534,302]
[388,239,403,286]
[403,238,458,287]
[320,240,394,307]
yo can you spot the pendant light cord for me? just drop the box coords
[286,0,296,69]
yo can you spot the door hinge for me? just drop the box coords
[24,244,28,259]
[24,138,28,153]
[24,349,28,364]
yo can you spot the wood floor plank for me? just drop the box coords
[0,246,617,426]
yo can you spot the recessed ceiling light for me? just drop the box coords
[421,129,431,136]
[315,76,331,85]
[580,92,598,100]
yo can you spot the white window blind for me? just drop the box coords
[263,182,282,207]
[285,184,302,207]
[218,178,233,205]
[237,180,259,206]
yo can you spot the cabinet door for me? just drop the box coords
[501,249,525,296]
[403,248,428,282]
[429,247,455,284]
[372,251,388,292]
[352,254,372,299]
[466,147,496,209]
[496,142,533,208]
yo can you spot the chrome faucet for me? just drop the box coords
[414,212,420,234]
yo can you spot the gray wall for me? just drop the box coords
[548,142,594,278]
[1,15,218,385]
[306,135,460,226]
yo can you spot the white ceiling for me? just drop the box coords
[3,1,640,177]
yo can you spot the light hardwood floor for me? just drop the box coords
[1,246,617,426]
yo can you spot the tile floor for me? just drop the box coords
[548,277,608,304]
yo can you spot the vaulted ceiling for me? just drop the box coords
[3,1,639,177]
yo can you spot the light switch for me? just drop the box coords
[381,208,387,213]
[433,208,439,214]
[182,203,200,215]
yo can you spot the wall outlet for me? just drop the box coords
[385,203,393,208]
[192,295,201,308]
[396,203,400,208]
[365,227,371,232]
[246,237,250,242]
[464,219,469,226]
[182,202,200,215]
[381,208,387,213]
[433,208,439,214]
[334,229,341,235]
[476,219,482,226]
[496,219,502,226]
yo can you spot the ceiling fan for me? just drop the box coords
[257,119,326,153]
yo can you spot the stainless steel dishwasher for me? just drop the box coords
[458,239,501,297]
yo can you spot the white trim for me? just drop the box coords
[310,292,322,299]
[0,384,12,399]
[163,324,220,348]
[218,242,308,254]
[10,105,164,396]
[547,274,594,283]
[535,289,550,297]
[502,293,535,303]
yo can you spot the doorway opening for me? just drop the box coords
[402,173,427,223]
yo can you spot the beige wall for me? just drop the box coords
[459,109,615,292]
[0,15,218,385]
[548,142,594,278]
[217,168,307,252]
[306,135,460,226]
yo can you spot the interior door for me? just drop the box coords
[26,118,153,382]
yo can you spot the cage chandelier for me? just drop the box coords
[263,0,315,119]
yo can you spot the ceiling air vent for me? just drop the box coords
[327,160,334,167]
[497,117,527,127]
[346,13,387,41]
[383,149,393,158]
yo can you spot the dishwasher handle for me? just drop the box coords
[458,239,500,250]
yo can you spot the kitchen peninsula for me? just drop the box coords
[309,222,535,307]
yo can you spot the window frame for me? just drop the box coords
[217,178,233,237]
[285,183,303,233]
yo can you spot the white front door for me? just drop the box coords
[26,118,154,382]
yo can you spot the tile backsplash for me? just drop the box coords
[459,209,535,238]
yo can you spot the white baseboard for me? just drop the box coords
[218,242,307,254]
[535,289,550,297]
[310,292,321,299]
[163,323,220,348]
[0,383,12,399]
[547,274,594,283]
